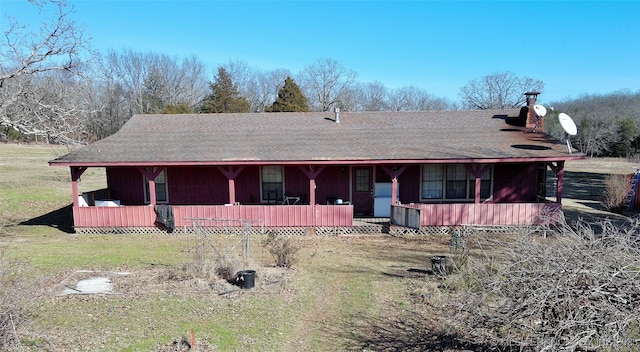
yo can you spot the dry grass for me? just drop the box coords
[1,145,639,351]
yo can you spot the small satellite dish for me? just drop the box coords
[533,104,547,117]
[558,113,577,136]
[558,112,577,154]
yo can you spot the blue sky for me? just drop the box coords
[2,0,639,105]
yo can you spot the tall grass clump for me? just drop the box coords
[0,249,32,350]
[602,173,631,213]
[262,233,299,268]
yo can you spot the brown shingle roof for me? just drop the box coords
[49,110,582,166]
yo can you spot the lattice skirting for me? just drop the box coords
[73,223,526,236]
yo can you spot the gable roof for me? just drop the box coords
[49,110,583,167]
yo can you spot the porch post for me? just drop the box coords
[70,167,87,207]
[309,178,316,205]
[138,167,164,206]
[228,178,236,204]
[217,167,245,204]
[555,161,565,203]
[465,164,491,204]
[298,165,326,205]
[381,165,407,204]
[149,180,157,206]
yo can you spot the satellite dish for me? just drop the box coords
[558,113,577,136]
[533,104,547,117]
[558,112,577,154]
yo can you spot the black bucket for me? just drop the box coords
[236,270,256,289]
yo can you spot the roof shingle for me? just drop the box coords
[50,110,582,166]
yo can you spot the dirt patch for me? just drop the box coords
[50,265,291,299]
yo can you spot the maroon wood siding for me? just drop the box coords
[395,165,421,204]
[315,166,350,204]
[168,167,228,204]
[283,166,310,201]
[234,166,260,204]
[391,203,561,227]
[493,163,538,202]
[106,167,145,205]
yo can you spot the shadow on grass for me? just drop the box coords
[19,204,74,233]
[562,171,607,202]
[321,308,524,352]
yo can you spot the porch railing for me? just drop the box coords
[390,202,562,227]
[72,204,353,228]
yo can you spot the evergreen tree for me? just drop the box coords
[163,102,194,114]
[200,67,250,113]
[266,77,311,112]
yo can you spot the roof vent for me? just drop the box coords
[334,107,340,124]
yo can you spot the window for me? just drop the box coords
[354,168,371,192]
[422,164,492,201]
[261,166,283,202]
[445,164,467,199]
[144,169,168,203]
[422,165,443,199]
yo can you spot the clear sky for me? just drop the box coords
[2,0,639,105]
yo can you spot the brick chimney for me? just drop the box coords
[524,91,542,132]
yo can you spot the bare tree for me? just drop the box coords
[355,81,391,111]
[0,0,93,144]
[459,71,544,109]
[547,91,640,157]
[222,60,291,112]
[389,85,454,111]
[299,58,357,111]
[95,50,208,136]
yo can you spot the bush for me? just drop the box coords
[0,254,30,350]
[445,219,640,351]
[262,233,299,268]
[602,174,631,213]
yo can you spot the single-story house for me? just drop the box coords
[49,93,584,234]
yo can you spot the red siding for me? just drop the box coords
[315,166,350,204]
[107,167,146,205]
[391,203,561,227]
[235,166,261,204]
[493,163,538,202]
[73,205,156,227]
[396,165,422,204]
[73,204,353,228]
[168,167,228,204]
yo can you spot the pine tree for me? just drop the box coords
[200,67,250,113]
[266,77,311,112]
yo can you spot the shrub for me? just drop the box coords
[445,219,640,351]
[262,233,299,268]
[602,174,631,213]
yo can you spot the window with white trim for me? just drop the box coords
[421,164,492,201]
[261,166,283,202]
[144,169,168,203]
[422,164,443,199]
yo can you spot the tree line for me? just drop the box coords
[1,0,639,158]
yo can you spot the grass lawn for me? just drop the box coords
[1,144,637,351]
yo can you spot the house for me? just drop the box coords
[49,93,584,234]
